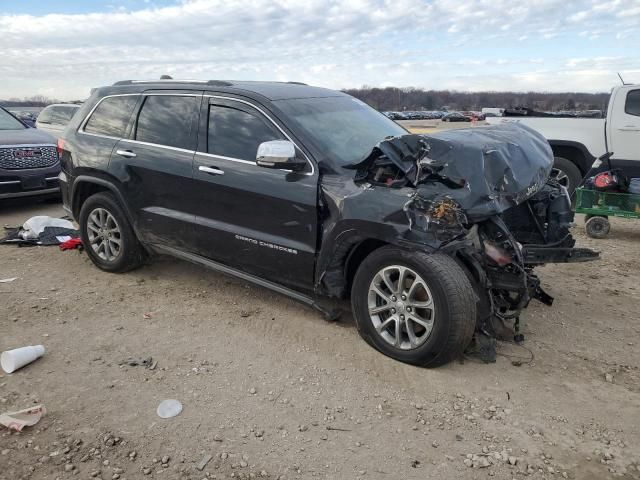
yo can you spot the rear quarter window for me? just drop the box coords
[625,89,640,117]
[83,96,139,138]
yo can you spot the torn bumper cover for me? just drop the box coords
[317,124,598,348]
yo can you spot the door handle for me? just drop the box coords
[116,149,137,158]
[199,166,224,175]
[619,125,640,131]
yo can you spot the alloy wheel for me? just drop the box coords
[367,265,436,350]
[550,167,569,188]
[86,207,122,262]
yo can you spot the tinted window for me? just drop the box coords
[84,96,138,138]
[0,108,26,130]
[275,96,406,166]
[38,105,78,125]
[208,105,282,160]
[135,95,199,150]
[625,89,640,117]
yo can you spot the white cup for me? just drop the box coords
[1,345,45,374]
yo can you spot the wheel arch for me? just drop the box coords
[71,175,134,226]
[548,141,595,175]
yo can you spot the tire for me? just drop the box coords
[79,192,145,272]
[552,156,582,194]
[585,216,610,239]
[351,247,476,367]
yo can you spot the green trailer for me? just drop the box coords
[574,187,640,238]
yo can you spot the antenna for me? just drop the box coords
[617,72,628,85]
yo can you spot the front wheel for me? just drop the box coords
[351,247,476,367]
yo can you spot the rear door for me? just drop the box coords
[190,96,318,290]
[608,87,640,163]
[109,92,201,249]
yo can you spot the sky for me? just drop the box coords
[0,0,639,100]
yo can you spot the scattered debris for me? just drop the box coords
[119,356,153,368]
[1,216,79,246]
[59,237,83,251]
[143,312,154,319]
[1,345,45,373]
[0,277,17,283]
[326,425,351,432]
[605,373,614,383]
[156,399,182,419]
[196,454,213,471]
[0,405,46,431]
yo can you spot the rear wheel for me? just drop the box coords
[351,247,476,367]
[585,216,610,239]
[79,192,145,272]
[551,156,582,194]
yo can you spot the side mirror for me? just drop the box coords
[256,140,306,171]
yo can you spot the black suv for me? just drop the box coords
[0,107,60,199]
[59,80,597,367]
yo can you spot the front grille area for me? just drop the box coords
[0,146,58,170]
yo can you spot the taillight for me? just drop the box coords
[56,138,65,158]
[594,172,613,189]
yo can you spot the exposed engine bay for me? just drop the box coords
[317,124,599,361]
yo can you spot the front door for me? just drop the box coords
[190,96,318,291]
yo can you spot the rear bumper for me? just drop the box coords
[0,163,61,199]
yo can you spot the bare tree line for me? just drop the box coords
[2,88,612,113]
[342,86,611,112]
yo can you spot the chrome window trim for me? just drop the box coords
[77,92,316,176]
[119,138,195,155]
[202,95,315,176]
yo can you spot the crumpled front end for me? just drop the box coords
[316,124,598,359]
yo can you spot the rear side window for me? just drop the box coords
[84,96,138,138]
[135,95,199,150]
[208,105,282,160]
[39,106,78,125]
[625,89,640,117]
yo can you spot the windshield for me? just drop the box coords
[275,96,407,166]
[0,108,26,130]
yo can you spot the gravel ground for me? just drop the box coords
[1,197,639,480]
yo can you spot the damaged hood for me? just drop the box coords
[349,123,554,221]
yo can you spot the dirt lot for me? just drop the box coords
[1,195,639,480]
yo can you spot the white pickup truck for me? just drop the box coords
[486,84,640,193]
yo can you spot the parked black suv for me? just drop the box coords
[59,80,597,367]
[0,107,60,199]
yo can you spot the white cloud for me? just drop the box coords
[0,0,638,99]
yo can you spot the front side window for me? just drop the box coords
[84,96,139,138]
[135,95,199,150]
[0,108,26,130]
[625,89,640,117]
[208,104,282,161]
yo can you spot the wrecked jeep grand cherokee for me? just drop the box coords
[58,80,598,367]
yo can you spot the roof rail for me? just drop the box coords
[112,79,233,86]
[287,81,308,85]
